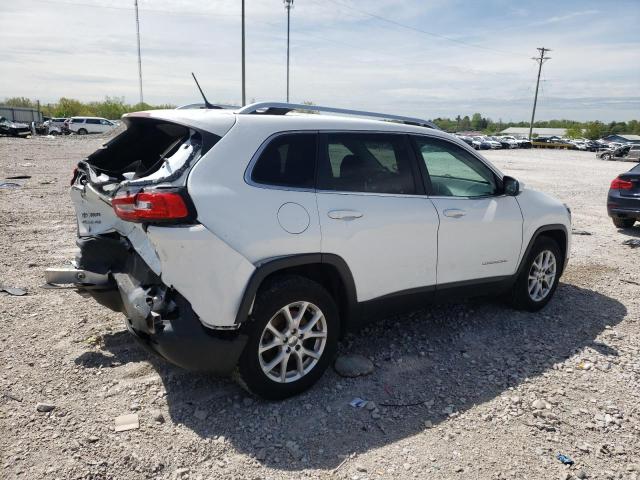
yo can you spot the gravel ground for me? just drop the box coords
[1,136,639,480]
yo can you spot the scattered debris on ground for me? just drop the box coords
[1,139,639,479]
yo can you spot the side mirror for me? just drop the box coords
[503,176,520,196]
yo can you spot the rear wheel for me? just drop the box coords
[77,128,88,135]
[511,237,561,311]
[235,275,339,400]
[601,153,612,160]
[613,217,635,228]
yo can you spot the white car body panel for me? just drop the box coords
[515,188,571,265]
[430,196,523,284]
[146,225,255,328]
[317,192,439,301]
[62,107,571,330]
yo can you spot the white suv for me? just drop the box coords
[67,116,117,135]
[46,103,571,399]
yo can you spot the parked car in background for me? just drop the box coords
[44,118,69,135]
[607,163,640,228]
[66,117,117,135]
[471,136,491,150]
[45,102,571,399]
[598,144,640,162]
[483,136,502,149]
[497,136,519,149]
[456,135,474,147]
[0,117,30,137]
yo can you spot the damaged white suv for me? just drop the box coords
[46,103,571,399]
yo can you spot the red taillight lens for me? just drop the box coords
[112,191,190,222]
[610,177,633,190]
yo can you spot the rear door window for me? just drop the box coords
[317,133,416,194]
[251,133,316,189]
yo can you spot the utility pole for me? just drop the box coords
[284,0,294,102]
[241,0,246,106]
[134,0,144,105]
[528,47,551,140]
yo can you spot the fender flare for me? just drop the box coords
[234,253,358,325]
[516,224,569,277]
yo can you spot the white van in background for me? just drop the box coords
[66,117,117,135]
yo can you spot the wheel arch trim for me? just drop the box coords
[517,224,569,277]
[234,253,358,326]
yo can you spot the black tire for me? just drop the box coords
[77,128,88,135]
[612,217,635,228]
[235,275,339,400]
[601,153,611,160]
[510,236,562,312]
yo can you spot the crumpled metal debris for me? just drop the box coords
[0,285,27,296]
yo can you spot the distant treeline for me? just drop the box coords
[430,113,640,139]
[3,97,639,140]
[2,97,175,121]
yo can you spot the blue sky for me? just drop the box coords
[1,0,639,121]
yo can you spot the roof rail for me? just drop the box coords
[236,102,439,130]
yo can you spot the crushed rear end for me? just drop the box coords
[45,111,252,374]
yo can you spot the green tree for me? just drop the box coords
[584,121,604,140]
[471,113,483,130]
[565,126,583,139]
[2,97,36,108]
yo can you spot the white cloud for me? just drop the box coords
[0,0,638,121]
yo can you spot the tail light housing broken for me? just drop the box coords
[112,189,195,223]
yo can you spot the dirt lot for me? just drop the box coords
[1,136,639,480]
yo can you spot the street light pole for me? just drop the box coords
[284,0,294,102]
[241,0,246,106]
[134,0,143,105]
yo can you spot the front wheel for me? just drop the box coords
[77,128,88,135]
[511,237,561,311]
[235,275,339,400]
[601,153,611,160]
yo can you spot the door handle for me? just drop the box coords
[328,210,363,220]
[443,208,466,218]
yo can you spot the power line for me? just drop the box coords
[321,0,524,58]
[528,47,551,139]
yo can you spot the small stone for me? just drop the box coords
[365,401,376,411]
[511,396,522,405]
[575,469,588,479]
[130,402,141,411]
[194,408,208,421]
[256,449,266,461]
[531,399,551,410]
[151,410,165,423]
[356,466,367,472]
[334,354,375,377]
[424,420,433,428]
[36,402,55,412]
[87,435,99,443]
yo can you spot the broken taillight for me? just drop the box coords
[112,190,190,223]
[610,177,633,190]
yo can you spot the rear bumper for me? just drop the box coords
[124,293,247,374]
[45,236,248,375]
[607,192,640,219]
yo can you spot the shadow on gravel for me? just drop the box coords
[94,283,625,471]
[619,225,640,238]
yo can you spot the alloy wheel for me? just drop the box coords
[527,250,557,302]
[258,301,328,383]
